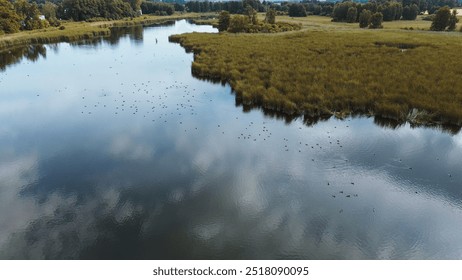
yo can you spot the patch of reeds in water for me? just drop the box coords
[170,28,462,127]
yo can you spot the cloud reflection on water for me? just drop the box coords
[0,20,461,260]
[1,115,461,259]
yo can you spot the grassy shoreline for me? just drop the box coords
[0,13,208,51]
[170,15,462,128]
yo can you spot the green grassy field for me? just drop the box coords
[170,15,462,127]
[275,14,435,31]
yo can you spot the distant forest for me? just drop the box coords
[1,0,460,34]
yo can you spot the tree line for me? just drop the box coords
[185,0,266,14]
[184,0,460,18]
[331,0,459,22]
[332,1,419,22]
[1,0,142,34]
[1,0,50,34]
[329,0,459,30]
[2,0,461,35]
[1,0,175,34]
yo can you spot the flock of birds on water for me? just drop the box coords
[0,24,458,217]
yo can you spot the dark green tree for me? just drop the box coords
[428,5,439,14]
[379,1,402,21]
[346,6,357,23]
[419,0,427,12]
[369,12,383,28]
[402,4,419,20]
[0,0,21,34]
[228,14,249,33]
[430,6,451,30]
[362,2,378,13]
[218,10,230,32]
[409,4,419,20]
[61,0,135,21]
[265,8,276,24]
[288,3,307,17]
[402,5,410,20]
[173,3,184,12]
[447,9,459,31]
[332,1,354,22]
[394,3,403,20]
[42,1,59,26]
[359,9,372,28]
[61,0,101,20]
[42,2,56,20]
[14,0,48,30]
[140,1,174,16]
[244,5,257,25]
[125,0,142,12]
[243,0,262,11]
[321,3,334,16]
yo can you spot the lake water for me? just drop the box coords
[1,20,461,259]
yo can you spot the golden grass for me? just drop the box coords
[170,15,462,126]
[0,13,206,51]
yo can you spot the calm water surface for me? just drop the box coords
[0,20,461,259]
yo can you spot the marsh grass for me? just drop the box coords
[170,16,462,126]
[188,17,219,28]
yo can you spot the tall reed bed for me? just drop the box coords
[170,27,462,126]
